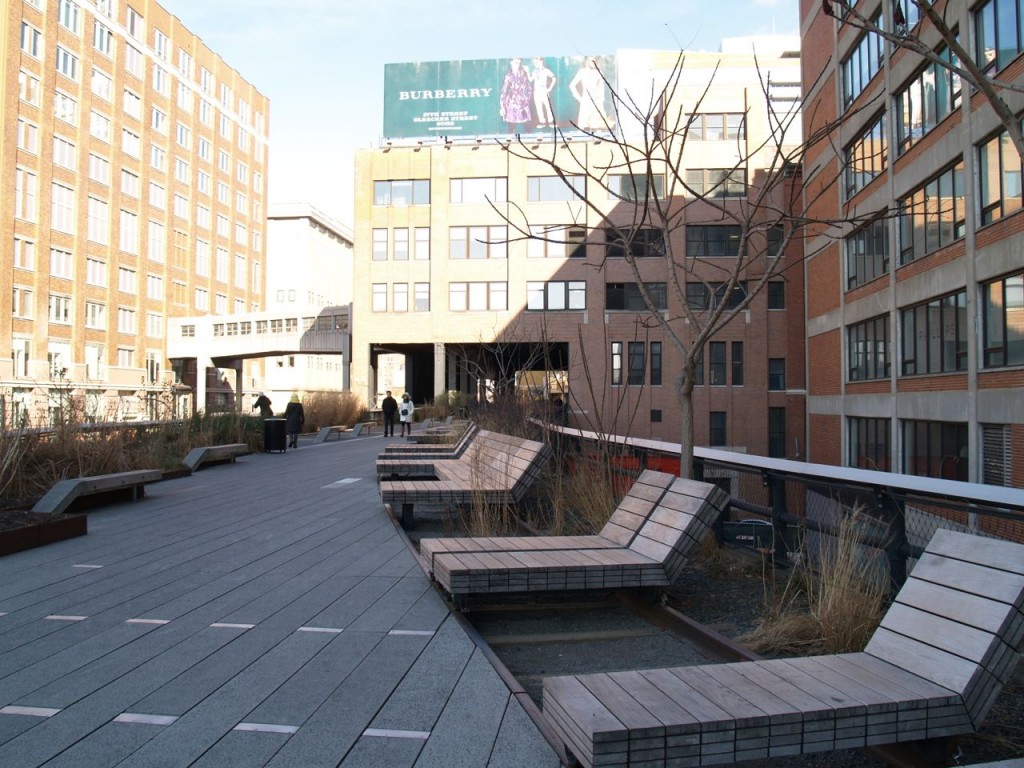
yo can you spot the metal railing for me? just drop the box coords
[536,422,1024,589]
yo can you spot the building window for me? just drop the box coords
[606,283,667,311]
[449,226,508,259]
[448,282,508,311]
[527,281,586,310]
[898,161,965,264]
[900,290,967,375]
[709,412,727,446]
[414,227,430,260]
[87,197,109,243]
[391,228,409,261]
[709,342,726,385]
[414,283,430,311]
[650,342,662,386]
[372,283,387,312]
[51,183,76,234]
[608,173,665,201]
[975,0,1024,72]
[686,282,747,311]
[841,13,883,108]
[846,217,889,289]
[14,237,36,270]
[902,419,968,480]
[450,177,507,204]
[731,342,744,386]
[124,45,143,78]
[768,407,786,458]
[767,281,786,309]
[50,247,73,279]
[687,112,746,141]
[56,47,79,81]
[605,227,665,258]
[372,229,387,261]
[528,225,587,258]
[120,209,139,253]
[848,315,890,381]
[21,23,41,57]
[895,45,961,154]
[768,358,786,390]
[684,168,746,197]
[85,301,105,329]
[981,270,1024,367]
[528,175,585,202]
[849,417,891,471]
[13,287,33,319]
[978,129,1023,225]
[55,92,78,125]
[15,168,38,222]
[686,225,742,257]
[373,179,429,206]
[611,342,623,385]
[844,112,886,197]
[86,257,107,286]
[49,295,72,324]
[627,342,646,385]
[393,283,409,312]
[19,70,41,106]
[94,22,113,56]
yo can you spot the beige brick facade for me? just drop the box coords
[2,0,268,423]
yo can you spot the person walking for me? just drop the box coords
[381,391,398,437]
[252,392,273,418]
[399,393,415,438]
[284,393,305,449]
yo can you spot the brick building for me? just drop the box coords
[352,42,808,456]
[2,0,268,424]
[800,0,1023,486]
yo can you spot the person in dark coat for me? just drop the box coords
[252,392,273,418]
[284,393,305,449]
[381,391,398,437]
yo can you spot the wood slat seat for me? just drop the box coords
[376,424,479,475]
[419,470,729,606]
[378,430,552,528]
[541,529,1024,767]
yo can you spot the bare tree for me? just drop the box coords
[493,50,867,477]
[824,0,1024,160]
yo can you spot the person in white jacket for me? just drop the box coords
[399,393,414,437]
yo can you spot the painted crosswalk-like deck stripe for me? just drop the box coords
[387,630,435,637]
[234,722,299,734]
[126,618,171,625]
[45,615,87,621]
[73,564,104,569]
[210,622,255,629]
[0,706,61,718]
[363,728,430,740]
[297,626,343,634]
[114,713,178,725]
[322,478,361,488]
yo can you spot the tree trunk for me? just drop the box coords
[677,379,695,479]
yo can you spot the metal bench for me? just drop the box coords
[378,430,551,529]
[32,469,163,515]
[419,471,728,608]
[350,421,376,437]
[181,443,250,472]
[541,529,1024,767]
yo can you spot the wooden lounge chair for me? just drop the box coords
[419,470,729,606]
[541,529,1024,767]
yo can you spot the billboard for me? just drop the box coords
[383,55,616,139]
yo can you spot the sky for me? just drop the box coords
[165,0,799,226]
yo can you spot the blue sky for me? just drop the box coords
[166,0,798,224]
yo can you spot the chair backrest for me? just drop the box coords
[865,529,1024,727]
[627,477,729,581]
[597,470,679,545]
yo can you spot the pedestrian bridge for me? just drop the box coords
[166,305,350,408]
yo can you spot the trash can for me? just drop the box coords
[264,418,287,453]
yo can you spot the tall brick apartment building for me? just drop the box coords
[800,0,1023,486]
[353,42,808,456]
[3,0,268,424]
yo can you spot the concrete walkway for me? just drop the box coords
[0,434,560,767]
